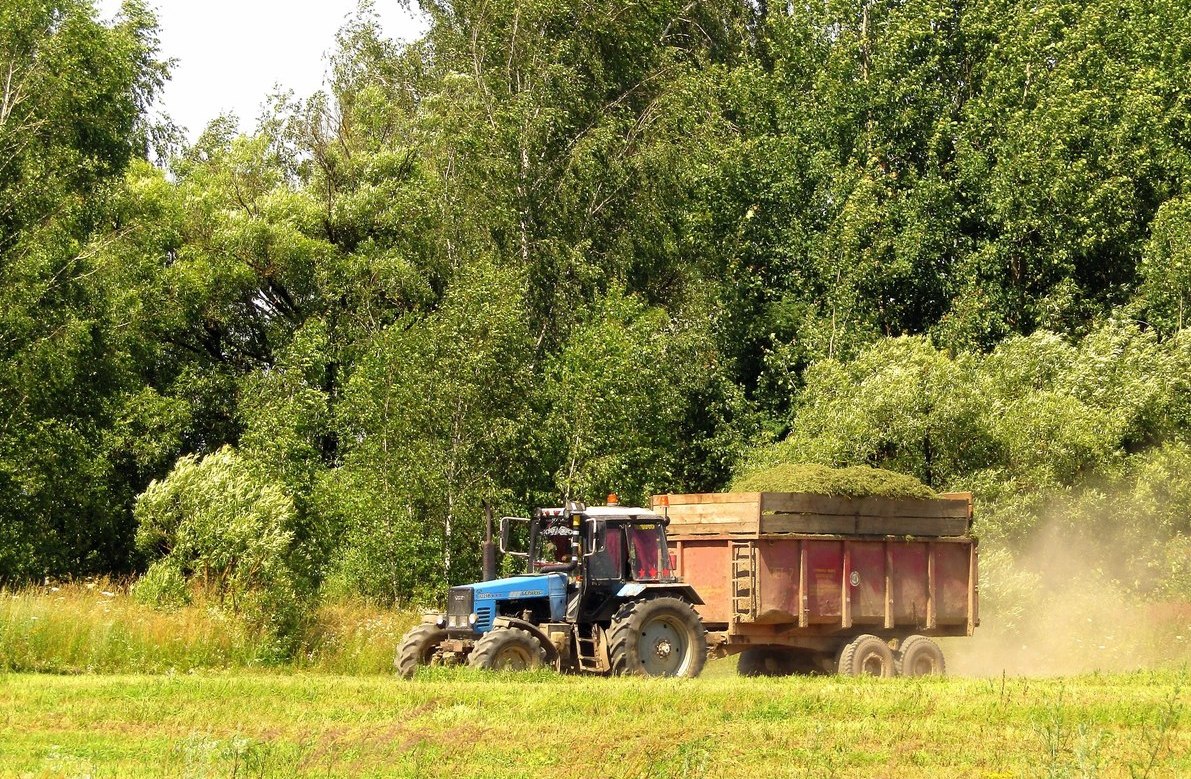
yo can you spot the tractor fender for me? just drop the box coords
[614,582,704,606]
[491,616,561,664]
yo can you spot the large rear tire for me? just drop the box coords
[468,626,547,671]
[608,597,707,678]
[395,622,448,679]
[896,635,946,677]
[838,634,895,677]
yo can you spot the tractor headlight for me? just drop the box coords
[469,612,478,625]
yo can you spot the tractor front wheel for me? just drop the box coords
[468,626,547,671]
[395,622,448,679]
[608,597,707,678]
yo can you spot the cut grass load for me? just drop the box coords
[731,463,939,500]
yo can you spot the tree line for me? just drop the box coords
[3,0,1191,617]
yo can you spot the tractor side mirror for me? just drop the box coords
[499,516,530,557]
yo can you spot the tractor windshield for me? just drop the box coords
[626,523,672,581]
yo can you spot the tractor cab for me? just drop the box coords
[509,500,677,584]
[584,508,676,584]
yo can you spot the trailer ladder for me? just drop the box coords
[730,541,757,623]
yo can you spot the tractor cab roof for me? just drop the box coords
[535,506,661,521]
[582,507,660,520]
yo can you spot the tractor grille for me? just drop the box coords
[446,587,473,630]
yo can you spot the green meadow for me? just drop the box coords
[5,587,1191,778]
[2,667,1188,778]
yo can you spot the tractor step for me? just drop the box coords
[576,630,605,673]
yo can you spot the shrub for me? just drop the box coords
[132,560,190,610]
[134,446,310,656]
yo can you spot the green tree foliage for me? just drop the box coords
[1139,196,1191,335]
[10,0,1191,609]
[316,260,534,603]
[539,289,751,506]
[0,0,168,580]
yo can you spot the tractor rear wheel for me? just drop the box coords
[468,626,547,671]
[608,597,707,678]
[896,635,946,677]
[838,634,895,677]
[395,623,448,679]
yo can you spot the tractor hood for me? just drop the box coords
[453,573,568,629]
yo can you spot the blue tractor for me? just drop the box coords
[396,498,707,677]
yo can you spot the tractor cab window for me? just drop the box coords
[587,524,624,581]
[627,523,672,581]
[534,519,575,572]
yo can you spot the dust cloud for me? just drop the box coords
[942,519,1191,678]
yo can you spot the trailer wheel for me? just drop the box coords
[814,651,839,675]
[395,623,449,679]
[790,651,831,676]
[838,634,895,677]
[468,626,547,671]
[736,647,796,677]
[896,635,946,677]
[608,597,707,678]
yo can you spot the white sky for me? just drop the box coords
[97,1,427,141]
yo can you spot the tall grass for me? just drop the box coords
[0,581,420,674]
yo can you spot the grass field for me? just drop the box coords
[4,583,1191,777]
[2,666,1189,778]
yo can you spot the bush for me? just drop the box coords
[134,446,311,656]
[132,560,190,610]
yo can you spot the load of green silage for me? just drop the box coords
[730,463,938,500]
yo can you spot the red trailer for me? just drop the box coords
[650,491,979,676]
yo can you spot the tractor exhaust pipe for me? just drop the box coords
[482,501,497,581]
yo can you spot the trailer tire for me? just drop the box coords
[791,651,831,676]
[838,634,895,677]
[608,597,707,678]
[896,635,946,677]
[737,647,797,677]
[468,626,547,671]
[395,623,449,679]
[814,651,839,675]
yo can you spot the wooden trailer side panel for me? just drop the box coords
[754,541,800,623]
[890,543,929,624]
[675,534,976,635]
[850,542,887,624]
[672,540,733,625]
[655,492,972,537]
[937,542,972,624]
[804,541,843,622]
[659,492,978,638]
